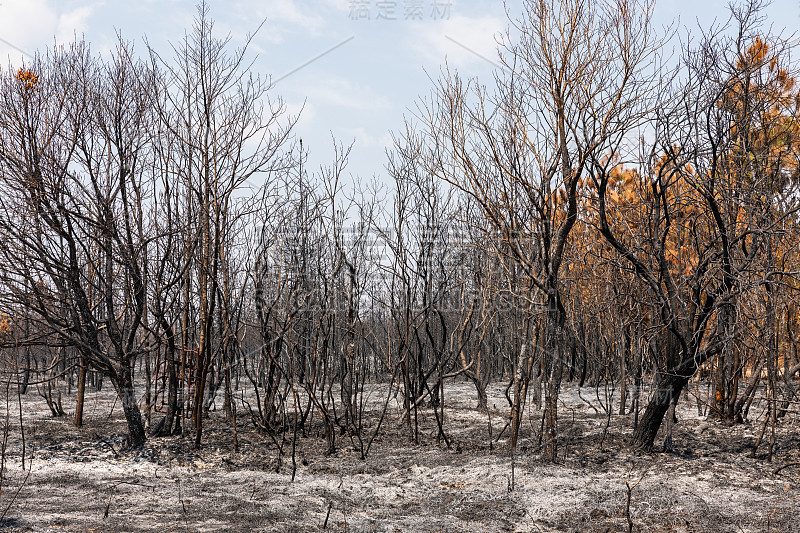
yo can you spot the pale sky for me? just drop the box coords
[0,0,797,188]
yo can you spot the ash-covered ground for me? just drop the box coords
[0,380,798,532]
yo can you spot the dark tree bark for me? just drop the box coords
[74,356,87,428]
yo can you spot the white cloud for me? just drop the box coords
[341,127,393,149]
[284,100,315,128]
[320,0,350,12]
[232,0,329,44]
[0,1,97,65]
[412,15,506,71]
[0,0,58,62]
[56,5,96,43]
[304,76,392,111]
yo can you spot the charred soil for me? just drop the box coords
[0,382,797,532]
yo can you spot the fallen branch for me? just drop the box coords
[773,462,800,475]
[94,433,120,459]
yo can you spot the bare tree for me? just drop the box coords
[591,0,800,450]
[149,2,295,446]
[414,0,664,459]
[0,39,156,446]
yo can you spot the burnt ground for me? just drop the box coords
[0,381,798,532]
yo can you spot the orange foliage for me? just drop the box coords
[723,38,800,191]
[15,68,38,90]
[0,312,10,338]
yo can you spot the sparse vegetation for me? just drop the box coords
[0,0,797,530]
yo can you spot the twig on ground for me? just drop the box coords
[773,462,800,475]
[625,465,647,533]
[94,432,120,458]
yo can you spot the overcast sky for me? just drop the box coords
[0,0,797,188]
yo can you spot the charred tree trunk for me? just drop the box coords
[73,356,87,427]
[543,293,564,461]
[630,372,688,451]
[153,317,180,436]
[115,363,147,448]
